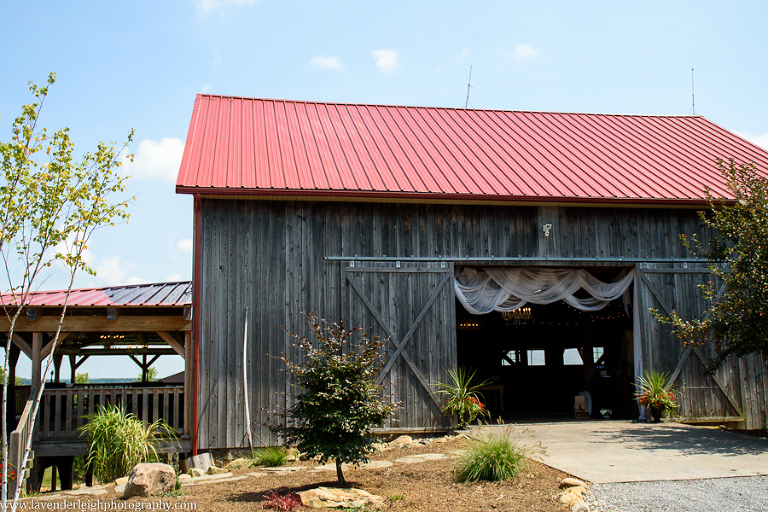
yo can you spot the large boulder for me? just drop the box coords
[124,463,176,498]
[298,487,382,509]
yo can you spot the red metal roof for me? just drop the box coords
[0,282,192,308]
[176,95,768,205]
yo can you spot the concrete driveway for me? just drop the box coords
[472,421,768,483]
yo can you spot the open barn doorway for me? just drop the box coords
[455,266,636,422]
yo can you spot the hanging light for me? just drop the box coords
[501,307,532,325]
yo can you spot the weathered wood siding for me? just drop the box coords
[638,264,768,428]
[197,199,768,449]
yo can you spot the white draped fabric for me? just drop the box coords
[454,267,636,314]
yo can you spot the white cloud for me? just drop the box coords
[372,49,400,75]
[201,83,212,94]
[457,48,471,59]
[124,137,185,183]
[177,239,194,253]
[194,0,255,17]
[95,255,144,286]
[166,273,185,282]
[310,55,344,70]
[735,131,768,151]
[513,43,542,63]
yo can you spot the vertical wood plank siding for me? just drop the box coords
[198,200,768,448]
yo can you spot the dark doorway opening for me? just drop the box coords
[456,296,635,422]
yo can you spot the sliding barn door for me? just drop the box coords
[637,264,747,423]
[344,262,456,431]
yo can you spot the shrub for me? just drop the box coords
[78,404,176,483]
[453,426,540,483]
[251,446,288,467]
[271,313,398,485]
[262,491,302,511]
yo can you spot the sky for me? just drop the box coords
[2,0,768,379]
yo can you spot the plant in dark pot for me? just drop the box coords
[635,370,678,422]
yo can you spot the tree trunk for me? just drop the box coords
[335,459,345,485]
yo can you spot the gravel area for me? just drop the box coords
[585,476,768,512]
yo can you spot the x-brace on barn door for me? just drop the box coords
[344,262,455,427]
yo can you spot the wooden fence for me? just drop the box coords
[37,385,186,439]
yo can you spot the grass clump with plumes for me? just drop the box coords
[79,404,175,483]
[251,446,289,467]
[453,426,543,483]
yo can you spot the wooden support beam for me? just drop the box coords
[9,344,20,383]
[0,316,191,333]
[156,331,185,358]
[40,332,68,359]
[53,353,63,383]
[26,308,40,321]
[183,307,192,321]
[11,334,32,359]
[32,332,42,390]
[184,331,192,436]
[58,348,177,357]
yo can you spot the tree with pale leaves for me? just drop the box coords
[0,73,133,510]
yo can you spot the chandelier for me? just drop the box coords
[501,307,532,325]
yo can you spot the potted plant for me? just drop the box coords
[635,370,678,422]
[434,368,491,429]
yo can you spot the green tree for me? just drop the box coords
[0,73,132,510]
[75,372,89,384]
[653,159,768,370]
[272,314,397,485]
[137,366,158,383]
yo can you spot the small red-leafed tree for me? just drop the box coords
[0,73,133,511]
[273,314,397,485]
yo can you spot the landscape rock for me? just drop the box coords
[559,486,587,507]
[224,458,251,470]
[298,487,382,509]
[114,477,129,486]
[180,453,214,473]
[572,502,590,512]
[123,463,176,498]
[561,477,590,489]
[178,474,192,480]
[206,466,229,475]
[189,468,206,478]
[395,453,448,464]
[389,435,413,447]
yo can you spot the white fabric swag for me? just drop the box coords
[454,267,636,315]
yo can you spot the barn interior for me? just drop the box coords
[455,270,636,422]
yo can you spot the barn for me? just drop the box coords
[176,95,768,452]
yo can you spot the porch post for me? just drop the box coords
[32,332,43,391]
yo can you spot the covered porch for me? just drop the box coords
[1,282,193,491]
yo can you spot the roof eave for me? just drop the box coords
[175,185,716,208]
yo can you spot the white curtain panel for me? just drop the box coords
[454,266,636,314]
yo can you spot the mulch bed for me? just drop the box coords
[25,437,573,511]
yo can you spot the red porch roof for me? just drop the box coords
[176,95,768,205]
[0,282,192,308]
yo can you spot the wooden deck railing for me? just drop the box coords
[9,397,36,496]
[37,385,186,439]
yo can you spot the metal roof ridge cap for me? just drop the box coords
[191,95,707,118]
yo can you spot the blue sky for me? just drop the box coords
[2,0,767,378]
